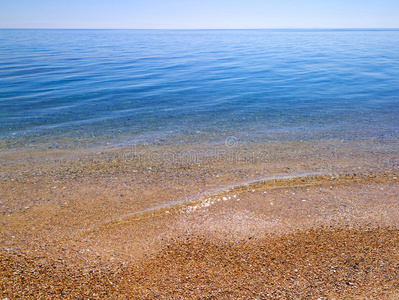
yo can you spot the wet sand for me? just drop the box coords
[1,139,399,299]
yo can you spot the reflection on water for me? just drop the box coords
[0,29,399,149]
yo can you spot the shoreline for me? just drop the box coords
[1,141,399,298]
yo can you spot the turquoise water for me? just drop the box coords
[1,29,399,149]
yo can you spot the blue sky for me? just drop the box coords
[1,0,398,29]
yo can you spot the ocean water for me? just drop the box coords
[1,29,399,150]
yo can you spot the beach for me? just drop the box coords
[1,139,399,299]
[1,29,399,299]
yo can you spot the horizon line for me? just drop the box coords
[1,27,399,31]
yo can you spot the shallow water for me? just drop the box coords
[1,29,399,149]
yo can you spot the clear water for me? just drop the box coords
[1,29,399,149]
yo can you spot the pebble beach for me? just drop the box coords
[1,140,399,299]
[1,29,399,299]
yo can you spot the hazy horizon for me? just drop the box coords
[1,28,399,30]
[1,0,398,30]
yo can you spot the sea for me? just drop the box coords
[1,29,399,150]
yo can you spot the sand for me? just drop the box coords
[1,140,399,299]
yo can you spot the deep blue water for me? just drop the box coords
[1,29,399,149]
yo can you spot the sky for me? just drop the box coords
[0,0,398,29]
